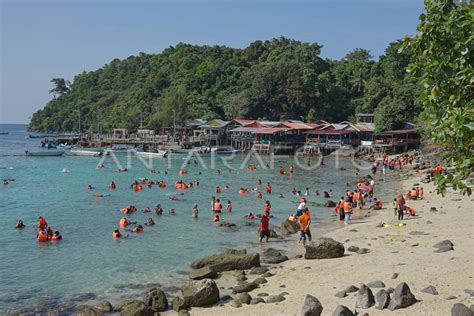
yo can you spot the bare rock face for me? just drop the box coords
[332,305,355,316]
[190,249,260,272]
[181,279,220,307]
[305,238,345,259]
[451,303,474,316]
[355,284,375,309]
[375,289,391,310]
[301,294,323,316]
[388,282,417,311]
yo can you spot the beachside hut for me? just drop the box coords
[304,123,358,148]
[252,127,292,154]
[228,120,265,150]
[372,123,420,153]
[199,119,230,147]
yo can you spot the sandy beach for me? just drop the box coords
[185,170,474,315]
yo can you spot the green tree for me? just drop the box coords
[403,0,473,195]
[49,78,70,98]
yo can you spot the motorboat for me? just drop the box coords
[25,150,64,157]
[70,148,105,157]
[136,150,168,158]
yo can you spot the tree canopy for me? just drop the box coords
[29,37,419,132]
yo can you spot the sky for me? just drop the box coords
[0,0,425,124]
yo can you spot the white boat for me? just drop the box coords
[26,150,64,157]
[136,150,168,158]
[70,149,105,157]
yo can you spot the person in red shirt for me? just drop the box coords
[259,210,270,243]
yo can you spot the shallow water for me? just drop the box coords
[0,124,366,313]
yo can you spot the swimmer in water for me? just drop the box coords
[15,220,25,229]
[145,218,155,226]
[169,209,176,215]
[155,204,163,215]
[192,204,199,218]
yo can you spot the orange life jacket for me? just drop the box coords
[37,231,48,242]
[343,202,351,212]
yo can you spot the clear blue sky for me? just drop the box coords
[0,0,424,124]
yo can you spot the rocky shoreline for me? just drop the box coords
[10,153,474,315]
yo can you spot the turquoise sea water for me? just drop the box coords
[0,124,363,313]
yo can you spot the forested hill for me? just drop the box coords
[29,37,421,132]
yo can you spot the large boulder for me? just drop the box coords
[115,299,155,316]
[281,219,299,235]
[261,248,288,264]
[451,303,474,316]
[356,284,375,309]
[332,305,354,316]
[305,238,345,259]
[95,301,113,313]
[171,296,187,312]
[189,266,218,280]
[190,250,260,272]
[75,305,103,316]
[388,282,417,311]
[301,294,323,316]
[144,288,168,312]
[181,279,220,307]
[266,294,285,303]
[238,292,252,304]
[249,267,269,275]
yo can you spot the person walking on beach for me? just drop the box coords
[299,208,312,246]
[343,198,352,225]
[396,193,405,221]
[259,210,271,243]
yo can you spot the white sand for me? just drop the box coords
[184,174,474,315]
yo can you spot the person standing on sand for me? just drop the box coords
[299,209,312,246]
[259,210,271,243]
[343,198,352,225]
[396,193,406,221]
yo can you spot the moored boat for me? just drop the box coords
[70,149,105,157]
[25,150,64,157]
[0,132,8,135]
[136,150,168,158]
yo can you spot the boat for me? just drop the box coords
[28,134,55,138]
[25,150,64,157]
[70,149,105,157]
[136,150,168,158]
[0,132,8,135]
[214,149,240,155]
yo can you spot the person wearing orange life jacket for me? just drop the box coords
[226,201,233,213]
[279,167,285,174]
[337,197,345,221]
[109,181,116,190]
[266,183,272,194]
[15,220,25,229]
[213,199,222,213]
[288,214,296,222]
[343,198,352,225]
[132,225,144,233]
[112,229,122,239]
[212,214,220,222]
[119,217,132,228]
[257,192,263,199]
[36,229,49,242]
[37,216,47,230]
[263,200,271,212]
[50,231,62,241]
[215,186,222,194]
[408,207,416,216]
[289,164,294,175]
[410,188,418,200]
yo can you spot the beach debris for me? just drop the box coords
[189,266,218,280]
[304,237,345,259]
[375,289,391,309]
[430,207,438,212]
[347,245,360,252]
[238,292,252,304]
[433,240,454,253]
[349,229,358,232]
[281,219,299,235]
[250,297,265,304]
[115,299,155,315]
[181,279,220,307]
[445,295,457,300]
[190,249,260,272]
[411,243,420,247]
[95,300,113,313]
[356,284,375,309]
[335,290,347,298]
[266,294,285,303]
[249,267,268,275]
[345,285,359,293]
[387,282,417,310]
[392,273,399,279]
[421,285,439,295]
[232,281,258,293]
[144,288,169,312]
[451,303,474,316]
[253,277,268,285]
[230,300,242,308]
[301,294,323,316]
[367,280,386,288]
[332,305,354,316]
[74,305,102,316]
[261,248,288,264]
